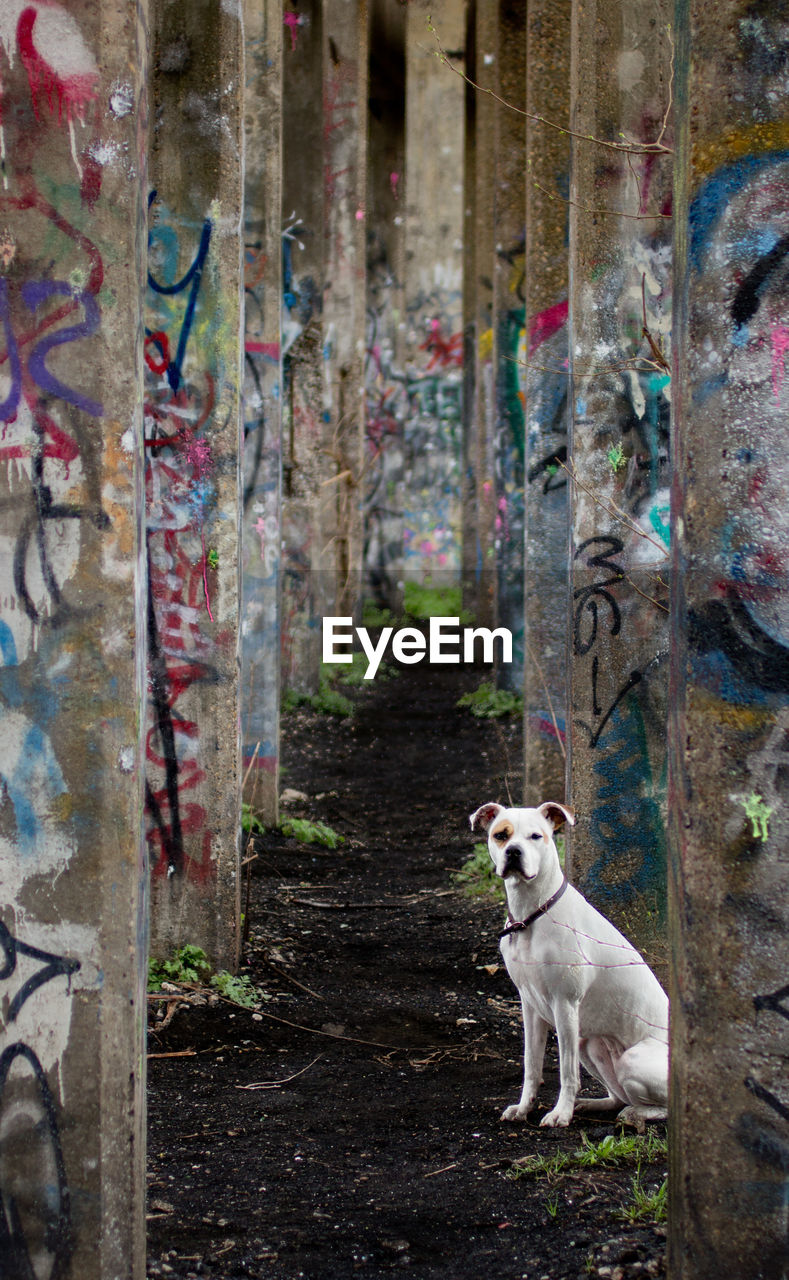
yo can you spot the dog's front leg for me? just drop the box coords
[501,999,549,1122]
[541,998,580,1127]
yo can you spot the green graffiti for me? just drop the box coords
[743,793,772,842]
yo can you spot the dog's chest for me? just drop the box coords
[500,928,585,1020]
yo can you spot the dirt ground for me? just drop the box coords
[146,651,667,1280]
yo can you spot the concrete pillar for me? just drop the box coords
[280,0,367,689]
[242,0,282,825]
[493,2,527,689]
[322,0,368,618]
[403,0,465,591]
[669,3,789,1274]
[567,0,673,963]
[364,0,406,610]
[145,0,244,968]
[0,2,147,1275]
[522,0,571,804]
[462,0,497,622]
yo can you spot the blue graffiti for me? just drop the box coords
[147,191,212,394]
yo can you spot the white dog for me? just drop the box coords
[469,801,669,1129]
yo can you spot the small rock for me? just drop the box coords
[280,788,309,806]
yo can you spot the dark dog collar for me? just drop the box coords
[500,877,569,939]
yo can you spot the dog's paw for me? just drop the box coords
[539,1105,572,1128]
[500,1103,532,1122]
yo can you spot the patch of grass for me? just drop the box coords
[403,580,473,624]
[242,802,265,836]
[544,1191,561,1220]
[452,842,503,901]
[508,1129,667,1182]
[281,817,345,849]
[148,944,211,992]
[618,1171,667,1224]
[361,602,399,627]
[457,681,523,719]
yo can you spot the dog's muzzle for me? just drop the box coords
[503,844,529,878]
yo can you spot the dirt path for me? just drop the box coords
[147,657,667,1280]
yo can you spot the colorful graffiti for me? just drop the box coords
[144,197,231,881]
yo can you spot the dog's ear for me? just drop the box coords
[469,802,503,832]
[538,802,575,831]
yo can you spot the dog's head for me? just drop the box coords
[469,801,575,883]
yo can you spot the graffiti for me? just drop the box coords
[144,199,225,881]
[0,920,81,1279]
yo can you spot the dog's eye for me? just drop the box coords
[529,832,542,841]
[493,830,508,843]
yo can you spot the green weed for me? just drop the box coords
[457,681,523,719]
[452,842,504,901]
[281,817,345,849]
[242,802,265,836]
[322,652,397,687]
[607,442,626,471]
[545,1191,561,1220]
[403,580,472,624]
[210,971,263,1009]
[618,1171,667,1224]
[148,944,211,992]
[282,679,354,718]
[509,1129,667,1182]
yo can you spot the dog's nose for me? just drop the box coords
[503,844,525,875]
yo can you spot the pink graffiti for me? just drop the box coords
[771,324,789,404]
[245,338,280,361]
[528,299,568,354]
[390,172,399,199]
[283,10,303,53]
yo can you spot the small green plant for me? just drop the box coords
[618,1171,667,1224]
[281,817,345,849]
[210,970,262,1009]
[242,802,265,836]
[322,652,397,688]
[545,1191,561,1220]
[282,679,354,718]
[403,580,472,624]
[452,842,504,901]
[457,681,523,719]
[607,442,626,471]
[361,602,399,627]
[148,944,211,992]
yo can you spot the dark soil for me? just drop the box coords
[146,651,667,1280]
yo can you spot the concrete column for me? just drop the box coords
[462,0,497,621]
[522,0,571,804]
[364,0,406,610]
[322,0,368,618]
[493,1,527,689]
[404,0,465,591]
[567,0,673,963]
[669,3,789,1274]
[242,0,282,825]
[145,0,244,968]
[0,2,147,1276]
[280,0,367,689]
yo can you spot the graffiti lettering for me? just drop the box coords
[0,920,80,1023]
[0,278,102,420]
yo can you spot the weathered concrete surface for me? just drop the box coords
[522,0,571,806]
[567,0,673,969]
[669,2,789,1274]
[493,1,527,690]
[323,0,368,620]
[404,0,465,591]
[280,0,367,690]
[462,0,496,623]
[364,0,406,610]
[145,0,244,968]
[0,2,148,1275]
[241,0,282,825]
